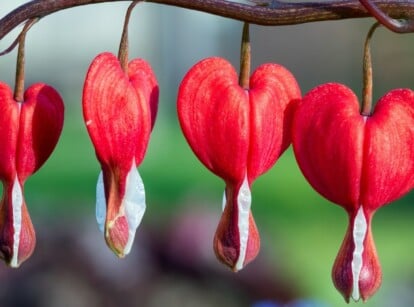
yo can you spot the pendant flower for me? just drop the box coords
[177,57,301,271]
[0,82,64,267]
[83,52,158,257]
[292,83,414,301]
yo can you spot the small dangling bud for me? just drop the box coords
[214,178,260,271]
[332,208,382,302]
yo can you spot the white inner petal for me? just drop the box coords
[235,175,252,271]
[222,190,226,212]
[95,171,106,233]
[122,160,146,255]
[351,206,368,301]
[11,176,23,268]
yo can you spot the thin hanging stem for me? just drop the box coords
[361,22,380,116]
[359,0,414,33]
[239,22,251,89]
[0,34,21,56]
[14,18,38,102]
[118,0,141,73]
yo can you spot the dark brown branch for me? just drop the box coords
[1,0,414,41]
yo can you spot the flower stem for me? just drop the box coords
[361,22,380,116]
[118,1,141,73]
[239,22,251,89]
[14,18,38,102]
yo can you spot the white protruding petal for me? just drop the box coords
[122,160,146,255]
[96,171,106,233]
[235,175,252,271]
[11,176,23,268]
[222,191,226,212]
[351,206,368,301]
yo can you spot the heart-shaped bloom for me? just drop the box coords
[292,83,414,301]
[178,57,301,271]
[83,52,158,257]
[0,82,64,267]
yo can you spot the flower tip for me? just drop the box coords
[105,215,132,258]
[213,210,260,272]
[332,209,382,302]
[333,265,381,304]
[0,212,36,268]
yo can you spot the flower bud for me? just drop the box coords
[0,179,35,268]
[332,208,382,302]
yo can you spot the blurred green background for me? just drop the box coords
[1,1,414,307]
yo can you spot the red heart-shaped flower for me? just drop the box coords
[0,82,64,267]
[178,57,301,271]
[83,52,158,257]
[292,83,414,301]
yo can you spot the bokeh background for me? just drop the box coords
[1,1,414,306]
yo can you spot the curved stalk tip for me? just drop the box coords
[361,22,380,116]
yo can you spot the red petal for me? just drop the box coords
[292,83,365,210]
[294,84,414,211]
[178,58,301,184]
[0,82,64,183]
[362,89,414,210]
[178,57,249,185]
[83,52,150,169]
[248,63,301,181]
[17,83,64,181]
[83,52,151,196]
[128,58,159,133]
[0,83,20,182]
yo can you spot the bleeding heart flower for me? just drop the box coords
[83,52,158,257]
[177,57,301,271]
[0,82,64,267]
[292,83,414,301]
